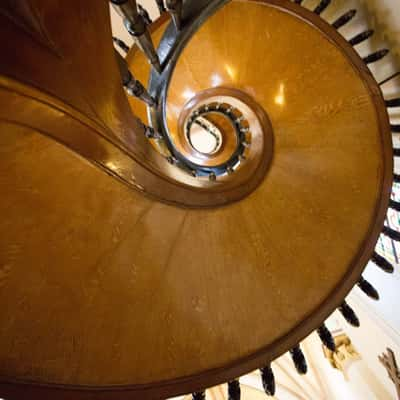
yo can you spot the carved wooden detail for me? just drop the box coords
[323,333,361,379]
[379,348,400,399]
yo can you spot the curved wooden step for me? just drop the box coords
[0,0,392,398]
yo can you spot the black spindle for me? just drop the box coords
[314,0,331,15]
[349,30,374,46]
[339,301,360,327]
[138,4,152,25]
[113,36,130,53]
[260,365,276,396]
[386,98,400,108]
[110,0,161,72]
[155,0,166,12]
[363,49,389,64]
[290,345,308,375]
[192,391,206,400]
[332,10,357,29]
[317,324,336,351]
[389,199,400,212]
[371,251,394,273]
[166,0,182,30]
[382,225,400,242]
[114,50,155,106]
[392,124,400,133]
[228,380,241,400]
[358,276,380,300]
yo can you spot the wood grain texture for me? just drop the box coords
[0,0,393,399]
[0,0,262,208]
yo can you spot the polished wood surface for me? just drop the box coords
[0,0,392,399]
[0,1,263,209]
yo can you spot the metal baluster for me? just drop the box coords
[290,345,308,374]
[392,124,400,133]
[110,0,161,73]
[394,148,400,158]
[314,0,331,15]
[114,50,156,107]
[166,0,183,30]
[166,156,178,165]
[382,225,400,242]
[155,0,166,13]
[385,98,400,107]
[389,199,400,212]
[113,36,130,53]
[339,301,360,327]
[138,4,152,25]
[394,174,400,184]
[349,30,374,46]
[192,391,206,400]
[260,365,276,396]
[371,251,394,273]
[228,380,241,400]
[357,276,380,300]
[363,49,389,64]
[144,125,162,139]
[332,9,357,30]
[317,324,336,351]
[226,165,234,175]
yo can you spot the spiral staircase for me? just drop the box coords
[0,0,400,399]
